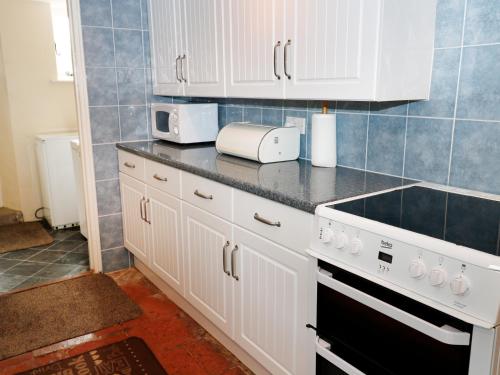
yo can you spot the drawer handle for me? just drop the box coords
[153,174,168,182]
[254,212,281,227]
[140,197,145,221]
[222,241,231,276]
[124,162,135,169]
[231,245,239,281]
[144,198,151,224]
[194,189,213,200]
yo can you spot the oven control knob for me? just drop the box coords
[320,228,334,244]
[409,259,426,279]
[173,126,179,135]
[429,267,447,286]
[450,275,470,295]
[335,233,349,249]
[350,238,363,255]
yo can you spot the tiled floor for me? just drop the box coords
[0,228,89,293]
[0,268,252,375]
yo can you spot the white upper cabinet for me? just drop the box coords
[181,0,225,96]
[224,0,285,98]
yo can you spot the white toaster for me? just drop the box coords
[215,123,300,163]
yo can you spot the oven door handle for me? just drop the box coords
[317,270,471,346]
[316,336,366,375]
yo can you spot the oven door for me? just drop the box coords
[152,109,172,139]
[316,261,474,375]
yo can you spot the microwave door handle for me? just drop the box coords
[316,337,366,375]
[317,270,471,346]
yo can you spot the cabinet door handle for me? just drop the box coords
[124,162,135,169]
[180,54,187,83]
[194,189,213,200]
[153,173,168,182]
[231,245,239,281]
[175,55,182,82]
[144,198,151,224]
[273,41,281,80]
[284,39,292,80]
[254,212,281,227]
[222,241,231,276]
[140,197,145,221]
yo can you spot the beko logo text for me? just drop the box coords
[380,240,393,249]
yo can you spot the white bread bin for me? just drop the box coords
[215,122,300,163]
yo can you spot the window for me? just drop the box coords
[50,0,73,81]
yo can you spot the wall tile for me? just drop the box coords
[464,0,500,45]
[308,100,336,113]
[218,106,226,129]
[366,116,406,176]
[404,118,453,184]
[99,214,124,250]
[86,68,118,106]
[285,110,308,159]
[457,45,500,121]
[102,247,130,272]
[141,0,149,30]
[336,114,368,170]
[80,0,112,27]
[143,31,151,68]
[93,144,118,180]
[370,101,408,116]
[450,120,500,194]
[119,105,148,141]
[112,0,142,29]
[82,27,114,67]
[89,106,120,143]
[243,107,262,124]
[282,100,308,111]
[96,179,121,215]
[435,0,466,48]
[262,108,284,126]
[337,101,370,113]
[408,48,461,118]
[117,68,146,105]
[225,106,243,123]
[114,29,144,68]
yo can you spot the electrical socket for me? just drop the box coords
[284,116,306,134]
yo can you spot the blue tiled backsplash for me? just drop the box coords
[81,0,500,270]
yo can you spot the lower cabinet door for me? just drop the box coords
[233,226,310,375]
[147,186,183,296]
[182,202,234,337]
[119,173,148,263]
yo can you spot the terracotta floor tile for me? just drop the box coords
[0,268,252,375]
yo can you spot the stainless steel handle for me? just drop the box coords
[273,41,281,80]
[222,241,231,276]
[194,189,213,200]
[180,54,187,82]
[231,245,239,281]
[124,162,135,169]
[284,39,291,80]
[153,174,168,182]
[254,212,281,227]
[140,197,145,221]
[175,55,182,82]
[144,198,151,224]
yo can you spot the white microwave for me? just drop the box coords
[151,103,219,144]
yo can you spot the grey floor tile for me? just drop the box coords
[55,252,90,266]
[51,230,77,241]
[4,261,48,277]
[72,243,89,254]
[0,258,20,272]
[1,248,43,261]
[67,265,90,276]
[29,242,55,250]
[47,240,84,251]
[13,276,51,291]
[66,232,87,241]
[0,274,29,292]
[35,263,78,278]
[28,250,67,263]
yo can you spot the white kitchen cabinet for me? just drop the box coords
[149,0,225,97]
[233,226,310,375]
[120,173,149,264]
[224,0,285,98]
[147,186,183,296]
[182,202,234,337]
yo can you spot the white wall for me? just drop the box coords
[0,0,78,220]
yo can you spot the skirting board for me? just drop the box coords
[134,260,271,375]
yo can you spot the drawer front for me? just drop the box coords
[118,150,145,181]
[182,172,233,221]
[145,159,181,198]
[233,189,312,254]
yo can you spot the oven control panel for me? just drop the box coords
[312,217,500,325]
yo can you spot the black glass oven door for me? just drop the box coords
[155,111,170,133]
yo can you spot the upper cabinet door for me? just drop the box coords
[180,0,226,97]
[149,0,184,96]
[284,0,380,100]
[224,0,286,98]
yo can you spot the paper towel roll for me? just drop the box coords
[311,113,337,167]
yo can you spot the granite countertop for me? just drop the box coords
[116,141,416,214]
